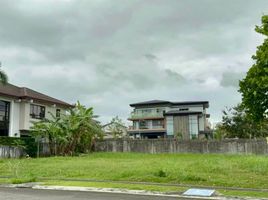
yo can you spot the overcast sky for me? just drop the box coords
[1,0,267,125]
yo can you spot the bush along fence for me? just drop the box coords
[95,138,268,155]
[0,137,37,158]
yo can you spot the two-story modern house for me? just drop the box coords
[0,83,73,137]
[128,100,211,139]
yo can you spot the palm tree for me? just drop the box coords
[0,63,8,84]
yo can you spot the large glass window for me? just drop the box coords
[152,120,164,129]
[142,109,152,114]
[189,115,198,139]
[139,120,149,129]
[0,100,10,136]
[30,104,45,119]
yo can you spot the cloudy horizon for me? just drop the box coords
[1,0,267,126]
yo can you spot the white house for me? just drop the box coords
[0,83,73,137]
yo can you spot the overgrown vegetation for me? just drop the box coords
[30,102,103,155]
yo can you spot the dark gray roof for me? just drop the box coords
[0,83,73,107]
[164,110,202,116]
[130,100,169,107]
[130,100,209,108]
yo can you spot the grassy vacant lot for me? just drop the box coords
[0,153,267,197]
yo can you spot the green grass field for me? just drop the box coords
[0,153,267,197]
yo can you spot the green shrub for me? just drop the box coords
[155,169,167,177]
[11,177,37,184]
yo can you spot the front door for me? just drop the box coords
[0,100,10,136]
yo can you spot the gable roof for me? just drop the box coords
[102,122,127,129]
[0,83,73,108]
[130,100,209,108]
[130,100,170,107]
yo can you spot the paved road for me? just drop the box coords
[0,187,201,200]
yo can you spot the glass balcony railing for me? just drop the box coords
[129,112,164,119]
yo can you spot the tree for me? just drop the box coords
[215,104,268,139]
[0,64,8,84]
[31,102,104,155]
[239,15,268,122]
[60,102,103,154]
[106,116,126,138]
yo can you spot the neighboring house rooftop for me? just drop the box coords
[130,100,209,108]
[102,122,127,129]
[0,83,72,107]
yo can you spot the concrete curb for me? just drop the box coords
[34,185,228,199]
[1,183,267,200]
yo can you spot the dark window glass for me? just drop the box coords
[139,120,149,129]
[56,109,61,118]
[152,120,164,128]
[30,104,45,119]
[0,100,10,136]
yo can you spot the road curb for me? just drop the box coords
[1,183,267,200]
[32,185,226,199]
[0,182,268,200]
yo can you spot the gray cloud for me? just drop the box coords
[220,71,246,88]
[1,0,267,124]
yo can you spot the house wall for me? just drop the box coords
[0,95,68,137]
[168,104,204,112]
[21,101,67,131]
[173,116,190,139]
[9,100,20,137]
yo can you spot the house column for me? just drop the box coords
[9,100,20,137]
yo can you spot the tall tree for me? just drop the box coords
[0,63,8,84]
[239,15,268,122]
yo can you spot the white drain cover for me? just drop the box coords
[183,188,215,197]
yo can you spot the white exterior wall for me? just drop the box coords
[9,100,20,137]
[24,102,67,130]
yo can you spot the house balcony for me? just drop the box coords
[127,126,166,134]
[128,112,164,120]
